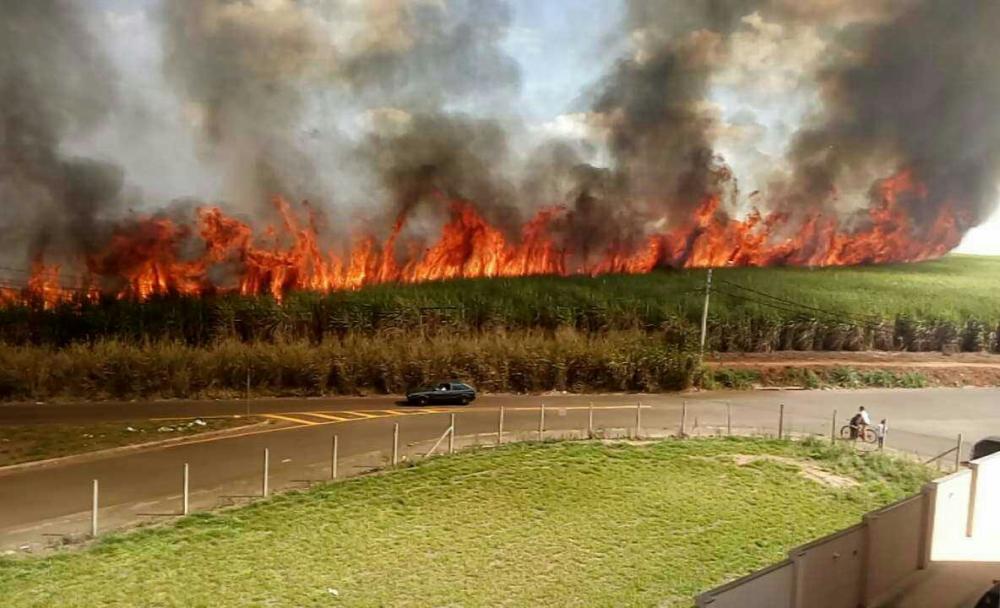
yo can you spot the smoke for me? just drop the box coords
[0,0,125,267]
[161,0,323,209]
[4,0,998,287]
[780,0,1000,228]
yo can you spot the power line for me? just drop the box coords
[714,277,881,327]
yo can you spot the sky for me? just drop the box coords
[79,0,1000,256]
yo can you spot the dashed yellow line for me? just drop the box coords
[264,413,321,426]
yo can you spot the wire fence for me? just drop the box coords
[0,399,966,552]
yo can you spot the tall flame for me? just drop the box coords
[12,170,965,306]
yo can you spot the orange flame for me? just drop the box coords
[14,169,966,306]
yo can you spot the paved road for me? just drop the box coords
[1,388,998,552]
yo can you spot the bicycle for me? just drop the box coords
[839,424,877,444]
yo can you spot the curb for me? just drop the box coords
[0,420,272,477]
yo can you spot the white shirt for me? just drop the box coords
[860,410,872,425]
[876,423,887,437]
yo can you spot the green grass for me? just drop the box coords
[0,417,261,467]
[0,438,932,608]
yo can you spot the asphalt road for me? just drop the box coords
[1,388,998,552]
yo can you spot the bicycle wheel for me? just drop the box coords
[862,428,878,444]
[839,425,854,440]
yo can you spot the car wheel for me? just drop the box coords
[461,396,471,405]
[417,396,429,406]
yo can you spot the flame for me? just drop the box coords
[13,169,966,307]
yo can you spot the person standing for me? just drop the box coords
[876,419,888,450]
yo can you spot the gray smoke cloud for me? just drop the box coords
[161,0,322,211]
[0,0,125,270]
[341,0,523,235]
[781,0,1000,230]
[3,0,998,284]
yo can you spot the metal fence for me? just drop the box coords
[0,399,966,551]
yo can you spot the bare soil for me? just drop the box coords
[708,351,1000,387]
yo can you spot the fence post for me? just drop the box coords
[955,434,964,471]
[635,401,642,439]
[331,435,339,480]
[538,403,545,441]
[449,413,456,454]
[778,403,785,439]
[831,410,838,443]
[726,402,732,436]
[680,401,687,437]
[91,479,99,538]
[262,448,270,497]
[497,406,504,445]
[588,402,594,438]
[392,423,399,466]
[182,463,190,516]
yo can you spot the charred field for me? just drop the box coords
[0,255,998,401]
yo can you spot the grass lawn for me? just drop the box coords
[0,438,931,607]
[0,417,261,467]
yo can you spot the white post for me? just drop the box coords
[700,269,713,356]
[779,403,785,439]
[538,403,545,441]
[635,401,642,439]
[182,463,190,516]
[680,401,687,437]
[392,423,399,466]
[245,362,251,417]
[726,402,732,436]
[262,448,270,497]
[956,434,964,471]
[331,435,339,480]
[497,406,504,445]
[91,479,99,537]
[588,402,594,438]
[449,413,456,454]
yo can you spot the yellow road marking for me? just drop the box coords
[264,414,320,426]
[340,410,379,419]
[303,413,351,422]
[369,409,410,417]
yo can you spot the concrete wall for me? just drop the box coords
[929,469,974,561]
[696,560,793,608]
[792,525,866,608]
[696,451,1000,606]
[969,451,1000,539]
[864,495,926,604]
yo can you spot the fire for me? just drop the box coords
[10,170,965,307]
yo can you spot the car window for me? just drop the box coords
[455,383,472,390]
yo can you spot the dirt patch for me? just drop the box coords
[731,454,859,489]
[708,351,1000,387]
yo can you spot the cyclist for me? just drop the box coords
[849,406,872,440]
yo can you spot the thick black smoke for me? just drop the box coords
[341,0,523,233]
[782,0,1000,228]
[0,0,124,268]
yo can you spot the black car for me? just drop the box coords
[973,437,1000,460]
[406,382,476,405]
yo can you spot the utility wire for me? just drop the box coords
[714,277,882,327]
